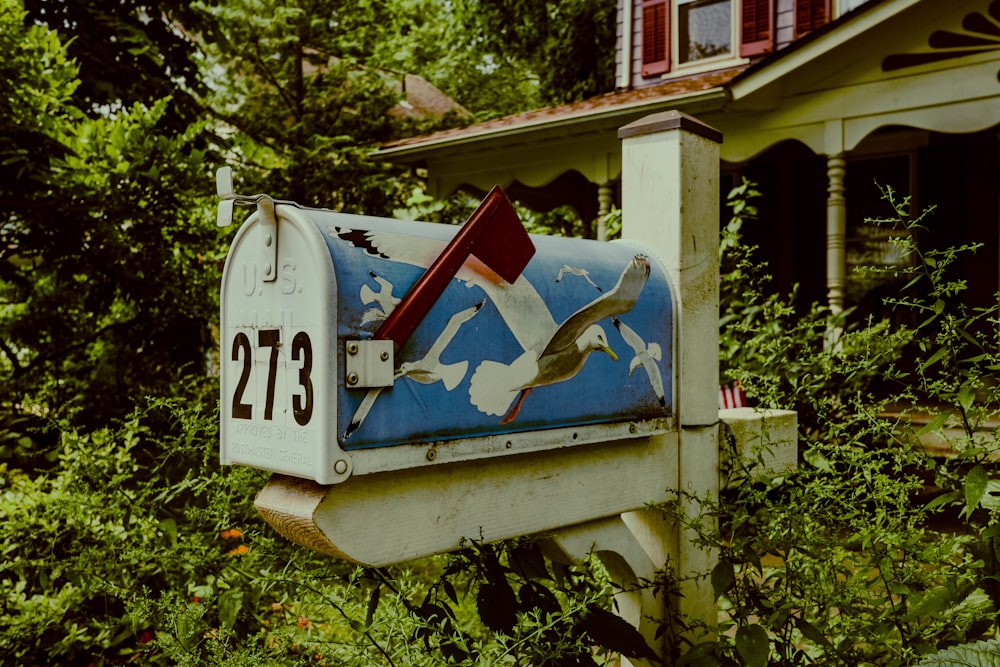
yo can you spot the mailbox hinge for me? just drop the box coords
[257,197,278,283]
[345,339,395,388]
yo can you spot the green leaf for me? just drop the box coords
[924,490,961,512]
[803,448,833,472]
[735,624,770,667]
[158,518,177,545]
[903,586,958,621]
[365,585,381,628]
[794,617,832,649]
[914,638,1000,667]
[919,347,949,372]
[218,588,243,631]
[959,382,976,412]
[711,560,735,600]
[964,465,989,517]
[578,606,658,661]
[916,410,953,437]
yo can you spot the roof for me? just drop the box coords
[389,73,468,120]
[379,67,745,157]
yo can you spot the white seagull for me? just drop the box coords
[555,264,602,292]
[613,317,665,408]
[344,299,485,438]
[360,271,400,323]
[469,255,651,424]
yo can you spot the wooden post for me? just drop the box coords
[619,111,722,637]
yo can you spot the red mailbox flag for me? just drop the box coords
[375,186,535,352]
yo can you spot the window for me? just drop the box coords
[642,0,670,76]
[795,0,830,37]
[740,0,774,57]
[678,0,732,64]
[641,0,774,79]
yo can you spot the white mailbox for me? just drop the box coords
[218,171,676,485]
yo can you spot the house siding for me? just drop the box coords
[776,0,795,49]
[616,0,625,87]
[630,0,645,86]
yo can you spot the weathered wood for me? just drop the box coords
[719,407,798,489]
[620,110,723,634]
[256,432,679,567]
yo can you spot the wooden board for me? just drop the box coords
[256,431,679,566]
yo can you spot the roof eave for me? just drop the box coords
[376,87,731,163]
[729,0,918,101]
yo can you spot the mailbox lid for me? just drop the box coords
[219,206,337,482]
[314,211,675,450]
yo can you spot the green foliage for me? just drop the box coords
[460,0,619,109]
[915,638,1000,667]
[194,0,421,215]
[22,0,210,128]
[685,182,1000,666]
[1,1,225,431]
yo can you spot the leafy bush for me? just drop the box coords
[680,183,1000,666]
[6,178,1000,667]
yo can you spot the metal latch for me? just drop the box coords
[345,340,395,388]
[215,166,291,283]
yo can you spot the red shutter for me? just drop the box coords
[641,0,670,77]
[795,0,829,37]
[740,0,774,57]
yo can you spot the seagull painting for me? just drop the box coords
[555,265,602,292]
[613,317,666,408]
[344,299,486,439]
[330,222,666,440]
[397,299,485,391]
[360,271,400,324]
[469,255,651,424]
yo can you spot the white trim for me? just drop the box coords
[673,0,739,69]
[729,0,923,101]
[620,0,634,89]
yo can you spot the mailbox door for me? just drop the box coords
[220,207,338,483]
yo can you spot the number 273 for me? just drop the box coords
[231,329,314,426]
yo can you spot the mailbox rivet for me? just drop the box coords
[426,448,437,461]
[334,459,349,475]
[505,441,512,449]
[347,342,359,355]
[380,350,390,362]
[264,233,273,247]
[629,423,638,434]
[347,372,359,386]
[263,262,272,276]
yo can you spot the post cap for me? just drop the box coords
[618,110,723,144]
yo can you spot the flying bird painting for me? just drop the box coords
[613,317,666,408]
[320,215,673,448]
[469,255,650,423]
[360,271,399,323]
[555,265,602,292]
[344,299,485,439]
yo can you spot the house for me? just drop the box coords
[377,0,1000,315]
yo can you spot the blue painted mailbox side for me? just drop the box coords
[314,210,675,449]
[220,204,674,483]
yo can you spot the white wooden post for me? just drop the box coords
[619,111,722,633]
[544,111,724,666]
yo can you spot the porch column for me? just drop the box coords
[826,153,847,315]
[596,181,614,241]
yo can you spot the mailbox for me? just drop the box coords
[219,178,675,484]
